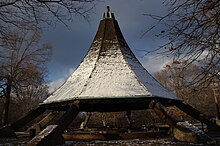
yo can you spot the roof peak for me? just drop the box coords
[103,6,115,19]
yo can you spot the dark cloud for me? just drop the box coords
[42,1,168,83]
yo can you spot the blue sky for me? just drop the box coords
[41,1,171,91]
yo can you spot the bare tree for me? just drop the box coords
[0,85,49,124]
[0,0,98,36]
[145,0,220,87]
[0,0,99,125]
[0,27,52,125]
[155,61,217,116]
[0,86,48,125]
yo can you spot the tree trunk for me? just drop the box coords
[2,76,12,125]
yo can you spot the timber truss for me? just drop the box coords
[0,99,219,146]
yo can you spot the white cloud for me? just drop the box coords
[139,55,171,75]
[48,78,65,93]
[67,67,76,76]
[48,67,75,93]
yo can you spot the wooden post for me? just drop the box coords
[80,112,91,129]
[212,80,220,119]
[126,111,132,127]
[201,122,204,132]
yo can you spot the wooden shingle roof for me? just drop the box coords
[43,7,179,105]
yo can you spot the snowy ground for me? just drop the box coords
[0,138,205,146]
[0,137,29,146]
[1,136,220,146]
[62,139,204,146]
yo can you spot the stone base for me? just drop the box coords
[172,122,211,143]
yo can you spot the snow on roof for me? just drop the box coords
[43,9,179,104]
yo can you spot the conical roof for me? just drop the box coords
[43,7,178,104]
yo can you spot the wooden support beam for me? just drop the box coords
[54,104,79,131]
[154,101,213,143]
[27,111,59,134]
[173,101,210,125]
[0,106,45,138]
[26,125,64,146]
[12,106,46,131]
[27,103,79,146]
[174,101,220,131]
[153,102,179,126]
[80,112,92,129]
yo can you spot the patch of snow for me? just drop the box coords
[140,55,171,74]
[123,46,177,100]
[177,121,206,137]
[61,138,204,146]
[79,44,151,98]
[43,39,102,103]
